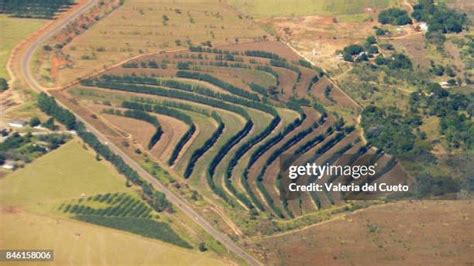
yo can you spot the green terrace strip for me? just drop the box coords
[184,113,225,178]
[103,109,163,150]
[189,46,240,55]
[37,93,173,214]
[326,143,368,185]
[299,139,359,207]
[176,71,260,102]
[120,101,195,166]
[307,74,320,92]
[269,60,302,81]
[207,119,253,207]
[81,75,269,117]
[224,115,281,209]
[255,118,321,217]
[130,97,227,179]
[244,50,286,62]
[310,130,361,208]
[295,59,325,75]
[248,82,268,97]
[255,66,280,86]
[286,126,355,209]
[80,74,290,208]
[242,112,306,211]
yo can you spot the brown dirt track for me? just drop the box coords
[256,200,474,265]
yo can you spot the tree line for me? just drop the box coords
[37,93,172,213]
[241,113,307,211]
[120,101,196,165]
[176,71,260,102]
[206,120,253,207]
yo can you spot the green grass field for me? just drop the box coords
[0,140,129,211]
[227,0,397,17]
[0,15,45,79]
[0,139,225,265]
[0,211,223,265]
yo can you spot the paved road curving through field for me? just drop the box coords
[18,1,261,265]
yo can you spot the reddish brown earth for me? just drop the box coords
[256,200,474,265]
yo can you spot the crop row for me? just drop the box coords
[120,101,195,165]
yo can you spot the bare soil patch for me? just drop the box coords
[256,200,474,265]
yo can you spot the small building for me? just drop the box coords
[2,160,16,170]
[8,119,27,128]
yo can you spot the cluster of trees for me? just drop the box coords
[120,101,196,165]
[0,132,31,152]
[375,53,413,70]
[342,36,380,62]
[244,50,285,61]
[0,78,8,92]
[176,62,192,70]
[189,46,239,55]
[412,0,467,34]
[184,113,224,178]
[415,173,464,197]
[378,8,412,25]
[209,61,251,69]
[215,54,236,61]
[36,93,172,213]
[36,133,70,150]
[122,60,167,69]
[410,83,473,150]
[38,93,76,129]
[176,71,260,101]
[0,132,69,163]
[75,216,191,248]
[361,105,417,156]
[430,63,456,77]
[121,101,193,125]
[63,193,153,218]
[295,59,324,75]
[0,0,74,18]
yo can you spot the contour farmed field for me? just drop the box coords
[54,39,407,238]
